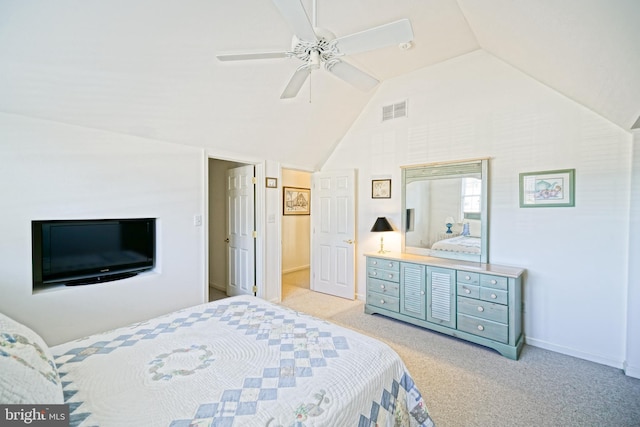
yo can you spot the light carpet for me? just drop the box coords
[278,288,640,427]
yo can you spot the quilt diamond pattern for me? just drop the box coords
[170,302,350,425]
[56,300,351,426]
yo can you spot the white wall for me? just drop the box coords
[0,113,206,345]
[281,169,311,273]
[323,51,633,369]
[262,160,282,303]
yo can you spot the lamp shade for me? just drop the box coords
[371,217,393,232]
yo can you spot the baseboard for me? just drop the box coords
[525,336,624,370]
[623,362,640,379]
[208,283,225,292]
[282,265,310,274]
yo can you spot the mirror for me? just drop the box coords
[401,159,488,263]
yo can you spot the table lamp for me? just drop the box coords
[371,217,393,253]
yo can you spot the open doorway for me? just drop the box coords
[281,168,311,300]
[208,157,254,301]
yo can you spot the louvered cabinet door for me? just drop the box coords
[400,262,426,319]
[427,266,456,328]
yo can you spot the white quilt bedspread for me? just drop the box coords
[51,295,434,426]
[431,235,481,255]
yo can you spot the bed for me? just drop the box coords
[1,295,435,426]
[430,235,481,255]
[430,219,482,256]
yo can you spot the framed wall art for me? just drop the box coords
[283,186,310,215]
[372,179,391,199]
[265,177,278,188]
[519,169,575,208]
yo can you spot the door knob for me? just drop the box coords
[224,238,230,243]
[344,239,354,244]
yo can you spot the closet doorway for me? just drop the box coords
[208,158,255,301]
[281,168,311,300]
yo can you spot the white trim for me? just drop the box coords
[202,149,209,303]
[254,162,266,300]
[525,337,624,370]
[282,264,310,275]
[623,362,640,379]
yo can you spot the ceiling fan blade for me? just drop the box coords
[333,18,413,55]
[217,51,290,61]
[280,66,310,99]
[272,0,317,42]
[326,60,379,92]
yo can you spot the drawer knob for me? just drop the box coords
[464,288,471,294]
[388,274,393,279]
[477,325,485,331]
[490,293,497,299]
[477,306,484,312]
[388,263,393,268]
[380,284,385,290]
[421,291,425,295]
[491,279,497,285]
[372,261,377,265]
[372,271,377,276]
[465,275,471,280]
[380,299,385,304]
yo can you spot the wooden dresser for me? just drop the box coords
[365,252,525,359]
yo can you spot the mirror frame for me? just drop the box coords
[401,158,489,264]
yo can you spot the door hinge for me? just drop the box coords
[252,230,257,238]
[252,285,257,293]
[252,177,257,184]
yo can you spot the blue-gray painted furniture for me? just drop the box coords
[365,252,525,359]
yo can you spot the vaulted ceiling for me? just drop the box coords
[1,0,639,170]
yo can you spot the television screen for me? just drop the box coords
[32,218,155,287]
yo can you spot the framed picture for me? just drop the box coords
[372,179,391,199]
[266,177,278,188]
[519,169,575,208]
[283,186,310,215]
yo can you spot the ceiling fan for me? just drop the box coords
[216,0,414,99]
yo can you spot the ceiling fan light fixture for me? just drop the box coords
[218,0,414,99]
[309,50,321,69]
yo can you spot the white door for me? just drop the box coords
[227,165,255,296]
[311,170,356,299]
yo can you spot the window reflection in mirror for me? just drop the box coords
[402,159,488,263]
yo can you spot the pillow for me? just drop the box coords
[467,220,482,238]
[0,312,64,404]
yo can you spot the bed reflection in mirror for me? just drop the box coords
[402,159,488,263]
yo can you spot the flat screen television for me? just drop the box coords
[32,218,155,287]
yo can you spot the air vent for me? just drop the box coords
[382,100,407,122]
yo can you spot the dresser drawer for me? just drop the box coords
[457,272,480,286]
[480,274,508,291]
[367,267,400,283]
[457,283,480,299]
[367,257,400,272]
[367,277,400,297]
[457,296,508,324]
[480,287,508,305]
[367,291,400,312]
[457,313,508,343]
